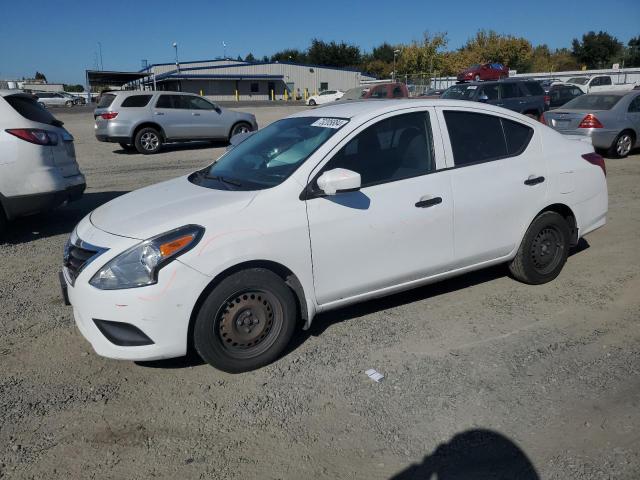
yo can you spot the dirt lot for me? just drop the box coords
[1,106,639,479]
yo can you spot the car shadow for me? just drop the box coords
[1,191,127,245]
[390,428,539,479]
[113,140,228,155]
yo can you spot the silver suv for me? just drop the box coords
[94,91,258,154]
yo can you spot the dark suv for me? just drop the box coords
[442,80,549,119]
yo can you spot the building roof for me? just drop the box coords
[86,70,148,86]
[154,73,285,82]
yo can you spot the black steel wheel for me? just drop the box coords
[194,268,297,373]
[509,211,570,285]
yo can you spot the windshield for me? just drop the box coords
[562,94,623,110]
[342,87,368,100]
[567,77,589,85]
[441,84,478,100]
[190,117,348,190]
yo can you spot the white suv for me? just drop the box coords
[0,91,85,235]
[62,100,607,373]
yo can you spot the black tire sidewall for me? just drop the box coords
[518,212,570,284]
[194,268,297,373]
[608,131,634,159]
[309,100,316,106]
[134,128,161,154]
[230,122,251,140]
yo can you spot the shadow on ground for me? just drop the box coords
[390,429,539,479]
[113,140,228,155]
[1,191,127,245]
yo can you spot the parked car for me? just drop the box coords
[94,91,258,154]
[564,75,638,94]
[457,63,509,82]
[442,79,549,118]
[340,83,409,101]
[0,91,85,235]
[62,99,607,372]
[62,92,86,105]
[34,91,75,108]
[307,90,344,106]
[544,90,640,158]
[548,84,584,108]
[538,78,564,93]
[416,88,446,98]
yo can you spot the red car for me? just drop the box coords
[457,63,509,82]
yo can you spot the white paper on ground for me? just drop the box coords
[365,369,384,382]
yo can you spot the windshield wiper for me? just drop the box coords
[202,173,243,187]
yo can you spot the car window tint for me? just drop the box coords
[480,84,499,100]
[629,96,640,112]
[501,83,522,99]
[97,94,115,108]
[444,111,507,165]
[442,84,478,100]
[371,86,388,98]
[524,81,545,96]
[323,112,435,188]
[183,96,214,110]
[392,86,403,97]
[502,118,533,156]
[121,95,152,107]
[156,95,181,108]
[600,77,612,86]
[4,95,58,125]
[563,94,622,110]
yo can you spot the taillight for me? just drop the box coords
[100,112,118,120]
[578,114,603,129]
[5,128,59,146]
[582,152,606,177]
[539,113,546,124]
[544,95,550,106]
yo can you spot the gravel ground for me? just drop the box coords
[1,106,639,479]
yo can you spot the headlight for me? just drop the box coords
[89,225,204,290]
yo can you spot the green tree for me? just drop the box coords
[271,48,307,63]
[571,31,622,69]
[624,36,640,67]
[63,84,84,92]
[34,71,47,82]
[307,39,361,68]
[244,52,256,62]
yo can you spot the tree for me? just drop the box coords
[307,39,361,68]
[34,71,47,82]
[459,30,533,72]
[261,55,269,62]
[624,36,640,67]
[371,42,396,63]
[271,48,307,63]
[396,32,448,75]
[244,52,256,62]
[236,55,243,61]
[571,31,622,69]
[63,84,84,92]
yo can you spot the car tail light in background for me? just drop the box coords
[5,128,59,146]
[539,113,546,124]
[582,152,606,177]
[100,112,118,120]
[578,114,603,129]
[544,95,550,106]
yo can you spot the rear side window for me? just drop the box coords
[501,83,522,99]
[4,95,57,125]
[479,84,499,100]
[97,94,115,108]
[523,81,545,96]
[443,111,533,166]
[599,76,612,86]
[120,95,152,107]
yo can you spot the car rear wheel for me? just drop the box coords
[309,99,316,106]
[229,122,252,139]
[607,130,634,159]
[134,127,162,154]
[509,211,570,285]
[65,100,73,108]
[474,74,481,81]
[193,268,297,373]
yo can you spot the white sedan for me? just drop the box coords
[307,90,343,106]
[62,100,608,373]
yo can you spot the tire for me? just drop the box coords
[229,122,252,139]
[134,127,162,154]
[509,211,571,285]
[118,142,136,151]
[474,74,481,82]
[65,100,73,108]
[194,268,298,373]
[308,99,316,106]
[38,102,47,109]
[607,130,634,159]
[0,207,7,240]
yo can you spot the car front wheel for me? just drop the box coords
[193,268,298,373]
[509,211,570,285]
[134,127,162,154]
[229,122,252,139]
[308,99,316,106]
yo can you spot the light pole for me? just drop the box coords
[172,42,180,92]
[97,42,104,70]
[393,49,400,81]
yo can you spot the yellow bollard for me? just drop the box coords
[235,90,239,101]
[200,89,203,96]
[284,89,288,101]
[304,88,308,100]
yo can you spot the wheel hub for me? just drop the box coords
[219,292,274,349]
[531,227,562,271]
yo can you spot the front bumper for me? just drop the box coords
[62,223,211,361]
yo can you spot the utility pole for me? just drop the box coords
[393,49,400,81]
[172,42,180,92]
[97,42,103,70]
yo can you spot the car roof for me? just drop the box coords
[0,90,36,99]
[289,98,526,121]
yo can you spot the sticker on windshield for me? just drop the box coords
[311,118,348,129]
[467,85,478,90]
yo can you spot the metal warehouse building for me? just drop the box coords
[139,59,375,101]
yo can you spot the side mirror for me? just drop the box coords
[478,94,489,102]
[317,168,361,195]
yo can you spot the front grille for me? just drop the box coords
[63,235,106,285]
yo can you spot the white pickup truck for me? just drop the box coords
[565,75,638,94]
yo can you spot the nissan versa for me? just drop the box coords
[62,100,608,373]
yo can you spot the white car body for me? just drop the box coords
[0,91,85,227]
[565,75,638,94]
[63,99,607,365]
[307,90,344,106]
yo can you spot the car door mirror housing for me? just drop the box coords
[316,168,361,195]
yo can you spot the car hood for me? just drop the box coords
[90,175,258,240]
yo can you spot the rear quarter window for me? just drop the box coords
[120,95,152,107]
[4,95,57,125]
[97,94,116,108]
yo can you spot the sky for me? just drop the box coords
[1,0,638,85]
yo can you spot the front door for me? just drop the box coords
[180,95,225,139]
[306,109,454,305]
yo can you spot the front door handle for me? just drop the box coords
[415,196,442,208]
[192,112,201,116]
[524,175,545,186]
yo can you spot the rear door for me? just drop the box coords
[627,94,640,142]
[499,83,526,112]
[436,107,547,266]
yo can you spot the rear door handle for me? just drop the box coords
[192,112,201,116]
[415,196,442,208]
[524,175,545,186]
[154,111,164,116]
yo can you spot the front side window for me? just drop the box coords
[182,96,214,110]
[599,77,612,86]
[479,84,499,100]
[370,86,388,98]
[443,111,533,166]
[321,112,435,188]
[155,94,181,109]
[190,117,346,190]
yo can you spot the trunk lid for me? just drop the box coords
[545,109,603,132]
[50,127,81,177]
